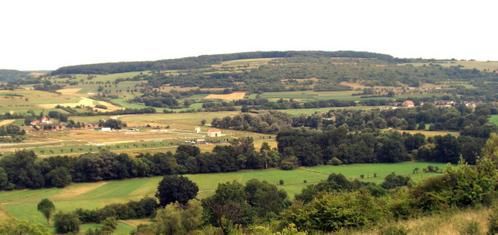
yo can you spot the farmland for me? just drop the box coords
[0,111,277,156]
[0,162,446,233]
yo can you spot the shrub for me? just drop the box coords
[381,173,411,189]
[54,212,80,234]
[283,192,388,232]
[328,157,343,165]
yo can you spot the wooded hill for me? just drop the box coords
[51,51,396,75]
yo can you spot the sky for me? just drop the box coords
[1,0,498,70]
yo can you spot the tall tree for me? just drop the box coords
[156,175,198,206]
[37,198,55,224]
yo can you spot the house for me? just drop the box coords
[40,116,52,124]
[194,127,201,133]
[100,127,112,132]
[402,100,415,108]
[196,138,206,144]
[207,129,222,137]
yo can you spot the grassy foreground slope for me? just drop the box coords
[0,162,445,231]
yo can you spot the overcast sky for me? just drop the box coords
[1,0,498,70]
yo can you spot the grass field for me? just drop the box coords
[249,90,448,103]
[278,106,390,115]
[0,162,446,234]
[489,115,498,126]
[386,129,460,137]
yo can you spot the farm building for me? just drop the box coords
[402,100,415,108]
[207,129,222,137]
[100,127,112,132]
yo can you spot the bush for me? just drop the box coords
[54,212,80,234]
[328,157,343,165]
[283,192,387,232]
[381,173,411,189]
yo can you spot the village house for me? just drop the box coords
[402,100,415,108]
[207,128,222,137]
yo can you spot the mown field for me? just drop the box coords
[0,162,446,234]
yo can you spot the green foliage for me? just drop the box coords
[134,200,203,235]
[202,181,254,231]
[156,175,199,206]
[37,198,55,224]
[46,167,72,188]
[245,179,290,220]
[282,191,387,232]
[0,167,8,190]
[54,212,81,234]
[0,219,51,235]
[85,217,118,235]
[381,173,412,189]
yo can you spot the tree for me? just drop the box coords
[244,179,290,219]
[37,199,55,224]
[54,212,80,234]
[156,175,198,206]
[46,167,72,188]
[0,167,8,190]
[202,181,253,231]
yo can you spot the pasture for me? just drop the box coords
[0,162,446,234]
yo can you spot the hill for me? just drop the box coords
[52,50,396,75]
[0,69,30,82]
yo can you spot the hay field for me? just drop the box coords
[204,91,246,101]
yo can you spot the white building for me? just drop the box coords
[207,129,222,137]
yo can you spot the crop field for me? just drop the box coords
[204,91,246,101]
[0,162,446,233]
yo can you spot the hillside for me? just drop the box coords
[52,50,396,75]
[0,69,30,82]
